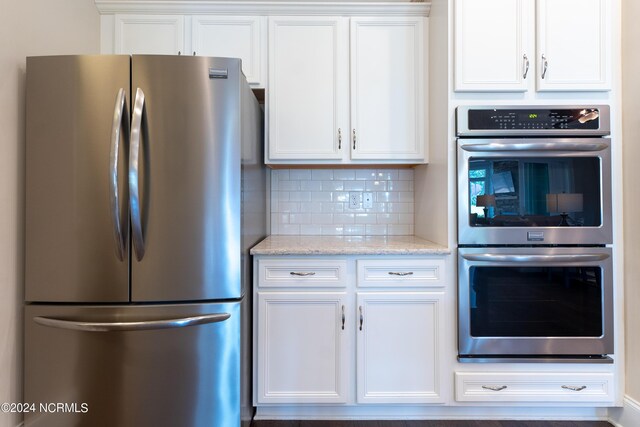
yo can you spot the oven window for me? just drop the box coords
[469,266,603,337]
[468,157,602,227]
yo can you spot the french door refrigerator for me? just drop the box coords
[24,55,265,427]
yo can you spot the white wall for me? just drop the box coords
[621,0,640,404]
[0,1,99,426]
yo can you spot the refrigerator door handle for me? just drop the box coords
[109,88,129,261]
[130,87,147,261]
[32,313,231,332]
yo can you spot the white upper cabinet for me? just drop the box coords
[454,0,532,92]
[115,14,185,55]
[350,18,425,161]
[268,17,349,161]
[267,16,427,165]
[192,16,266,86]
[536,0,611,91]
[454,0,611,92]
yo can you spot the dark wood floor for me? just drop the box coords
[252,421,613,427]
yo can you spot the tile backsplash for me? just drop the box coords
[270,169,414,236]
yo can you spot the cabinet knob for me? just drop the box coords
[541,54,549,79]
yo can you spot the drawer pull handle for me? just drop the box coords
[341,305,345,330]
[388,271,414,276]
[482,385,507,392]
[289,272,316,277]
[561,385,587,392]
[359,306,364,331]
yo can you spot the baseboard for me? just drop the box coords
[255,405,608,420]
[609,395,640,427]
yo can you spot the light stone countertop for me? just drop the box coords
[250,235,450,256]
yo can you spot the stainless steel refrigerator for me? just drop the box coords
[24,55,266,427]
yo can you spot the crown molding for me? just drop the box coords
[95,1,431,17]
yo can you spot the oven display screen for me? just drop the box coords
[467,108,600,130]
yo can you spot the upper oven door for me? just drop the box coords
[457,138,612,245]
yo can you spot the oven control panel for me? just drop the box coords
[456,105,610,136]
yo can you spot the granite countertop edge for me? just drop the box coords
[250,235,451,256]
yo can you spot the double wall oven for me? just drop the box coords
[456,106,614,362]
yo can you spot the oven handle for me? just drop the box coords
[461,253,610,263]
[460,141,608,152]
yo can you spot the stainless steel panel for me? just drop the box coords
[130,55,245,301]
[457,137,613,245]
[457,246,614,357]
[25,302,241,427]
[456,105,611,137]
[26,56,131,302]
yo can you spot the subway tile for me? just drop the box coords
[311,192,333,202]
[274,169,289,181]
[300,180,322,191]
[355,169,376,180]
[376,170,399,181]
[365,224,388,236]
[387,180,411,192]
[333,192,349,203]
[344,181,366,191]
[321,180,345,192]
[321,225,344,236]
[371,202,387,213]
[278,213,290,224]
[270,216,279,234]
[398,213,414,224]
[312,169,333,180]
[279,224,300,235]
[355,213,377,224]
[333,170,356,180]
[278,202,299,213]
[278,180,300,191]
[333,213,355,224]
[388,224,411,235]
[289,213,312,224]
[399,191,413,203]
[376,191,399,203]
[398,169,414,180]
[376,213,399,224]
[365,180,387,191]
[321,202,344,213]
[311,213,334,224]
[299,202,323,213]
[299,224,322,235]
[289,191,312,202]
[387,202,413,213]
[289,169,312,180]
[343,224,366,236]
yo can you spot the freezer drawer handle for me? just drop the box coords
[130,88,148,261]
[109,88,129,262]
[33,313,230,332]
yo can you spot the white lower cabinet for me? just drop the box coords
[455,372,615,404]
[356,292,443,403]
[256,291,348,403]
[254,256,445,406]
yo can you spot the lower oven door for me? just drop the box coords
[458,246,613,359]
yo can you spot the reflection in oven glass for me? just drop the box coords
[468,157,602,228]
[469,266,603,338]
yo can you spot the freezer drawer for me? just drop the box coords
[24,302,241,427]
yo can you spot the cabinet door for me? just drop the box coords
[192,16,265,86]
[114,14,184,55]
[356,292,443,403]
[454,0,533,92]
[536,0,611,91]
[267,17,348,161]
[256,292,348,403]
[350,17,425,161]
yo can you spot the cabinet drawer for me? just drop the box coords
[357,259,445,288]
[257,258,348,288]
[455,372,614,404]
